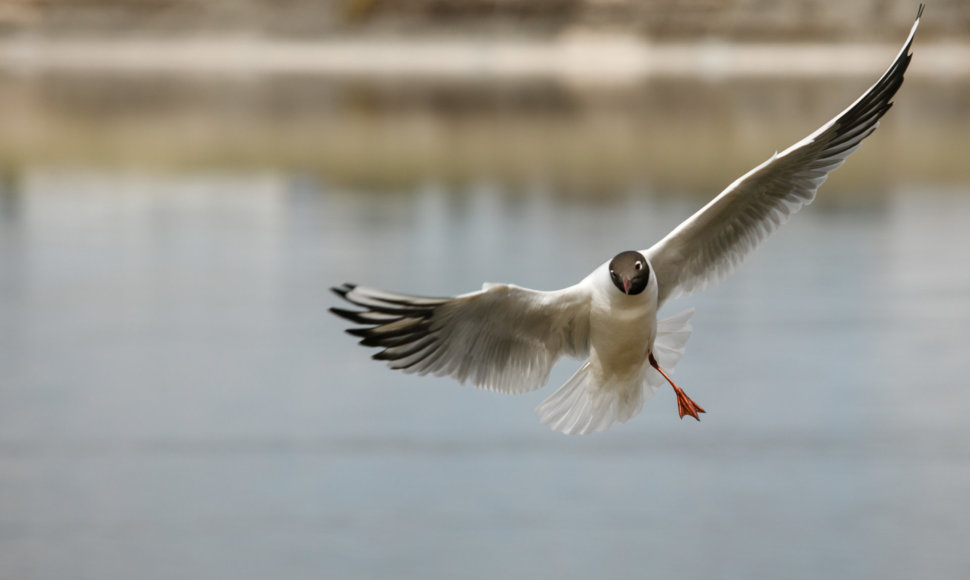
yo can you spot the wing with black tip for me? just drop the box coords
[644,5,922,307]
[330,282,592,394]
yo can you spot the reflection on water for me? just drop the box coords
[1,169,969,580]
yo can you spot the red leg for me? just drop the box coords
[649,353,706,421]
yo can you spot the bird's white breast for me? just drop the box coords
[586,272,658,385]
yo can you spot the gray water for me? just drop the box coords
[1,170,969,580]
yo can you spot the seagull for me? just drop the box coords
[330,7,922,435]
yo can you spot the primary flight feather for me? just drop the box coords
[331,7,922,435]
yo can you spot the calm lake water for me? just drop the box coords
[1,169,969,580]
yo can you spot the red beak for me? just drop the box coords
[623,279,631,294]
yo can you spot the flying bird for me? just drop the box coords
[330,7,923,435]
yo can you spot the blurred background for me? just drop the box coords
[1,1,969,579]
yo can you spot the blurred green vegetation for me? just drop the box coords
[0,73,966,196]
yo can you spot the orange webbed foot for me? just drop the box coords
[673,385,706,421]
[649,353,706,421]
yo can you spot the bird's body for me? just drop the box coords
[554,265,659,431]
[587,262,653,370]
[331,7,923,435]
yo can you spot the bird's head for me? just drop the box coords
[608,251,650,296]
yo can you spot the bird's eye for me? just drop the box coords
[634,261,643,271]
[609,270,616,277]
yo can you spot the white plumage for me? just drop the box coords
[331,8,922,434]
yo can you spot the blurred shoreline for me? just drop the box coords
[2,21,968,194]
[2,37,969,80]
[2,68,966,194]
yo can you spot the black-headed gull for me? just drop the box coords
[331,7,922,435]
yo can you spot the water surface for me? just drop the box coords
[1,170,969,579]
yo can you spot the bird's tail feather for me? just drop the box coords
[536,361,622,435]
[536,308,694,435]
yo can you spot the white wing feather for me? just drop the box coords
[644,7,921,307]
[331,282,592,394]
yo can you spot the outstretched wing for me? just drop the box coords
[330,282,592,394]
[644,5,922,307]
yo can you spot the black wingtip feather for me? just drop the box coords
[330,307,375,325]
[331,284,355,299]
[345,327,372,338]
[371,335,436,362]
[332,289,432,315]
[359,333,418,349]
[825,10,919,156]
[330,283,445,371]
[355,322,434,346]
